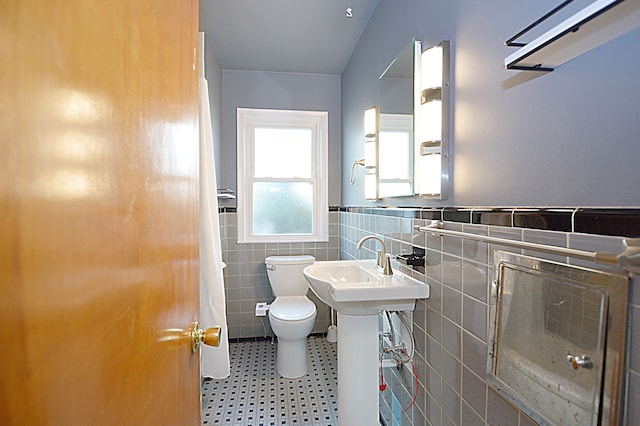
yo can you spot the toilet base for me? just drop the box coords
[276,337,308,378]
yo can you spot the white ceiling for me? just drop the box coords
[200,0,380,75]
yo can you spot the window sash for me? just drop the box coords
[237,108,328,243]
[253,127,313,178]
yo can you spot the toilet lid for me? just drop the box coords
[265,255,315,265]
[270,296,316,321]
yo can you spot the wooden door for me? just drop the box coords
[0,1,201,425]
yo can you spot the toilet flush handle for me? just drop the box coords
[266,265,276,271]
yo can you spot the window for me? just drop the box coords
[237,108,328,243]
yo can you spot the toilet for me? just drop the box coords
[265,255,317,378]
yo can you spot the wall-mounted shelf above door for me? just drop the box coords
[505,0,640,71]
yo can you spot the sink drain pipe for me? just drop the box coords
[379,311,419,413]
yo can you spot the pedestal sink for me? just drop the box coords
[303,260,429,426]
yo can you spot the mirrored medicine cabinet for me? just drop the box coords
[377,38,420,198]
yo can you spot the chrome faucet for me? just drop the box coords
[356,235,393,275]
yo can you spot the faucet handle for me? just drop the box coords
[382,253,393,275]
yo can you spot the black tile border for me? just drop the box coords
[513,208,574,232]
[339,206,640,238]
[574,208,640,238]
[443,207,471,223]
[220,206,343,213]
[218,205,640,238]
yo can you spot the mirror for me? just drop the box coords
[377,39,420,198]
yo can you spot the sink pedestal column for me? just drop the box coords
[336,312,379,426]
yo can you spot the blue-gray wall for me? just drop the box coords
[220,70,342,206]
[203,35,223,184]
[342,0,640,207]
[214,70,344,339]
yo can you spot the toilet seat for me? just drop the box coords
[269,296,316,321]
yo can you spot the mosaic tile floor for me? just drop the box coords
[201,336,339,425]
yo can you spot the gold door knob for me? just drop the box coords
[189,322,221,352]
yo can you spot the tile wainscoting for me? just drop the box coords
[219,208,341,339]
[218,205,639,425]
[340,207,639,426]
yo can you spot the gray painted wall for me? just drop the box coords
[203,35,223,184]
[220,70,342,206]
[342,0,640,207]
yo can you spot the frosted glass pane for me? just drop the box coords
[253,182,313,235]
[418,101,442,142]
[254,128,312,178]
[418,154,441,195]
[421,46,443,90]
[379,131,410,179]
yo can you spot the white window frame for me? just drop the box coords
[237,108,328,243]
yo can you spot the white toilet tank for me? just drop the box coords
[265,255,315,297]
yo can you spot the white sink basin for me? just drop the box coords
[304,259,430,424]
[303,260,430,315]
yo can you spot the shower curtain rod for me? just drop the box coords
[418,221,640,275]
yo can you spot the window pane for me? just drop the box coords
[253,181,313,235]
[254,127,312,178]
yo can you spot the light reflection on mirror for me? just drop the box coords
[378,113,412,197]
[378,38,420,198]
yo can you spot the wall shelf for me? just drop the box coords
[505,0,640,71]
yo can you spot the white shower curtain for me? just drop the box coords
[199,33,230,379]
